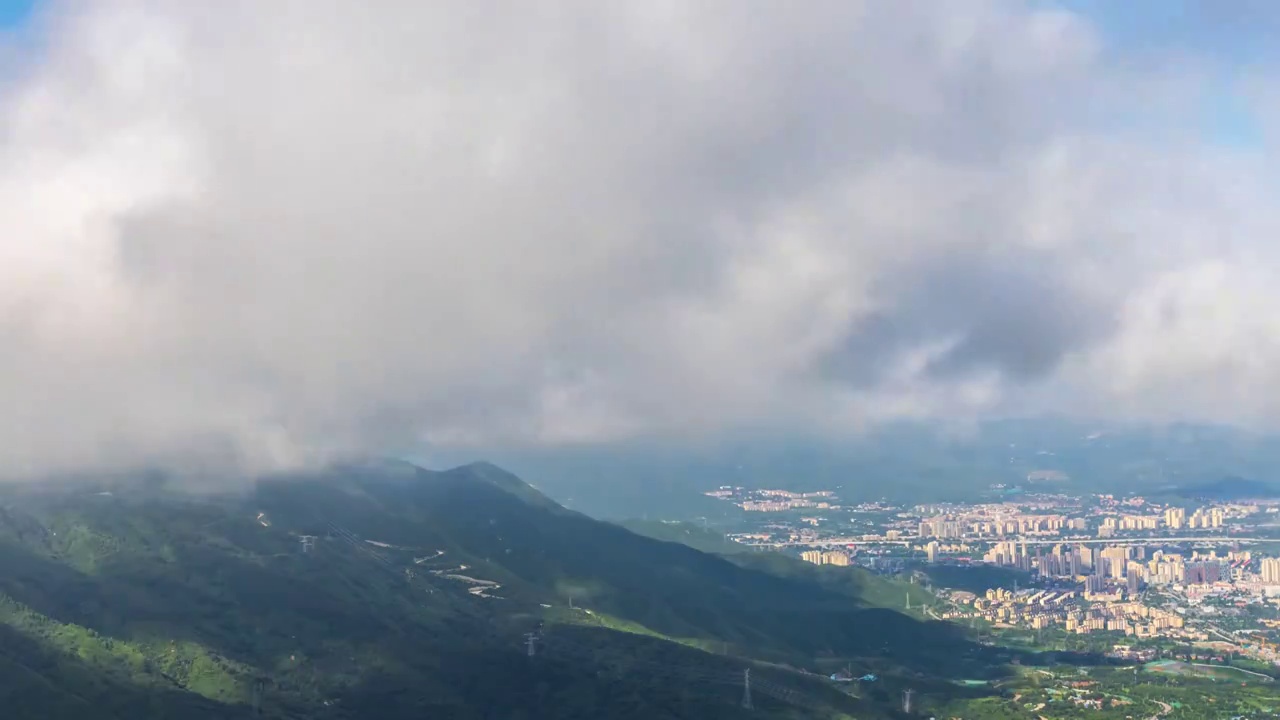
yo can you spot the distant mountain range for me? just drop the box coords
[422,419,1280,518]
[1165,475,1280,501]
[0,460,1037,719]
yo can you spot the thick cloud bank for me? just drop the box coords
[0,0,1276,477]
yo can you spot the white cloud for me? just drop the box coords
[0,0,1276,478]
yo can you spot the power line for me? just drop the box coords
[535,633,841,714]
[313,521,848,715]
[251,678,265,716]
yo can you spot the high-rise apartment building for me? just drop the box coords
[1101,546,1130,579]
[918,519,963,539]
[801,550,851,566]
[1210,508,1224,528]
[822,551,851,566]
[1182,561,1221,585]
[1261,557,1280,584]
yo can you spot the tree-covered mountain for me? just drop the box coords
[616,519,753,555]
[1164,475,1280,501]
[0,461,1016,719]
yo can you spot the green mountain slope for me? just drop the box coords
[0,461,1011,718]
[616,518,753,554]
[615,519,936,616]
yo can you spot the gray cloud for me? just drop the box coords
[0,0,1276,478]
[821,246,1114,386]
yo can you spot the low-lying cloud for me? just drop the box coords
[1,0,1277,478]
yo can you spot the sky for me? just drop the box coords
[0,0,34,28]
[2,1,1280,479]
[1048,0,1268,146]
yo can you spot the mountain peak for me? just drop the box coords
[440,461,564,510]
[452,460,513,477]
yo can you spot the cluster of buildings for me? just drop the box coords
[912,497,1263,543]
[1064,603,1190,638]
[937,542,1280,663]
[800,549,851,566]
[1159,506,1225,530]
[945,587,1194,639]
[924,540,974,562]
[917,505,1234,542]
[705,487,837,512]
[1095,506,1226,537]
[711,483,1280,667]
[917,510,1082,539]
[978,541,1280,595]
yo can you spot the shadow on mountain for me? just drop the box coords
[258,464,1029,675]
[334,633,768,720]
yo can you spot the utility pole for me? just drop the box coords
[525,632,538,657]
[741,668,753,710]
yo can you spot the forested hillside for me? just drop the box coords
[0,461,1011,718]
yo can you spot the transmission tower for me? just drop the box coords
[902,688,914,714]
[524,632,539,657]
[741,668,753,710]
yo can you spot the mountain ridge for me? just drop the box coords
[0,460,1028,718]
